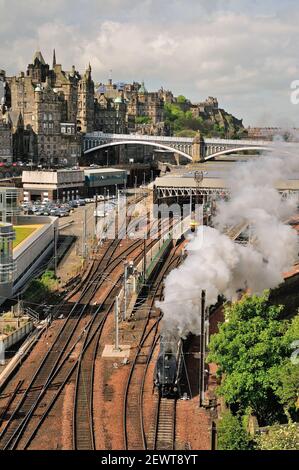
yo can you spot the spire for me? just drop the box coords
[17,111,24,128]
[33,50,46,65]
[53,49,56,68]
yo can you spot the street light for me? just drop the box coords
[194,171,204,223]
[134,175,137,200]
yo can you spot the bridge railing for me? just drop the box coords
[84,132,194,143]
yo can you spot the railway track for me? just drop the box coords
[0,194,178,450]
[151,395,176,450]
[71,222,172,451]
[0,253,111,449]
[1,225,167,450]
[123,245,183,450]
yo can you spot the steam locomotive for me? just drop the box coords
[154,334,183,398]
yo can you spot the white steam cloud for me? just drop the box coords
[157,144,299,338]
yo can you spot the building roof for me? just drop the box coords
[83,168,127,175]
[33,51,46,65]
[138,81,147,94]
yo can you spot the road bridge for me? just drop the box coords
[83,132,286,162]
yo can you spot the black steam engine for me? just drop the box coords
[154,334,183,398]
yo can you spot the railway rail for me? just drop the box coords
[123,245,183,450]
[0,190,182,450]
[0,223,171,449]
[0,238,122,450]
[151,395,176,450]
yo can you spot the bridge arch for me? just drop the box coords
[84,140,193,161]
[205,146,273,161]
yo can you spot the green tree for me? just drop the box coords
[177,95,187,104]
[269,315,299,421]
[135,115,151,125]
[208,293,288,423]
[217,410,254,450]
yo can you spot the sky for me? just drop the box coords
[1,0,299,126]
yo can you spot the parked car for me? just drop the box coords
[58,209,69,217]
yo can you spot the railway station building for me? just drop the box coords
[0,187,58,305]
[22,169,85,202]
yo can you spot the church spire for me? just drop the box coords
[53,49,56,68]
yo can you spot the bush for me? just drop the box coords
[217,411,254,450]
[256,424,299,450]
[24,270,59,304]
[135,116,151,125]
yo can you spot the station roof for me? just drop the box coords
[155,161,299,192]
[83,168,127,174]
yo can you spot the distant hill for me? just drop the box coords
[164,95,247,139]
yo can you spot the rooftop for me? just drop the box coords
[13,225,42,249]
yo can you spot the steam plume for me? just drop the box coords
[157,144,299,338]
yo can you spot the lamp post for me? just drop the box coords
[134,175,137,200]
[123,260,128,321]
[199,290,206,407]
[194,171,204,226]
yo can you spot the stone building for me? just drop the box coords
[127,81,164,125]
[94,80,166,135]
[5,50,94,165]
[94,88,127,134]
[0,113,13,163]
[0,72,13,163]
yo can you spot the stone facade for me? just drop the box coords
[5,50,94,165]
[94,80,167,135]
[0,72,13,163]
[0,116,13,163]
[94,89,127,134]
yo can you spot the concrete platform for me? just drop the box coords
[102,344,131,358]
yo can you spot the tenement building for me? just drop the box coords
[94,80,167,135]
[5,50,95,165]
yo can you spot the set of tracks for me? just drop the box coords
[0,203,181,450]
[72,218,178,450]
[0,237,123,450]
[123,244,182,450]
[151,395,176,450]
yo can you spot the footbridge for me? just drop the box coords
[83,132,279,162]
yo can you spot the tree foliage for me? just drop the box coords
[269,315,299,419]
[135,115,152,125]
[217,410,254,450]
[256,423,299,450]
[208,293,294,423]
[177,95,187,104]
[163,100,243,138]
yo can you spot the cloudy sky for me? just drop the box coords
[1,0,299,126]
